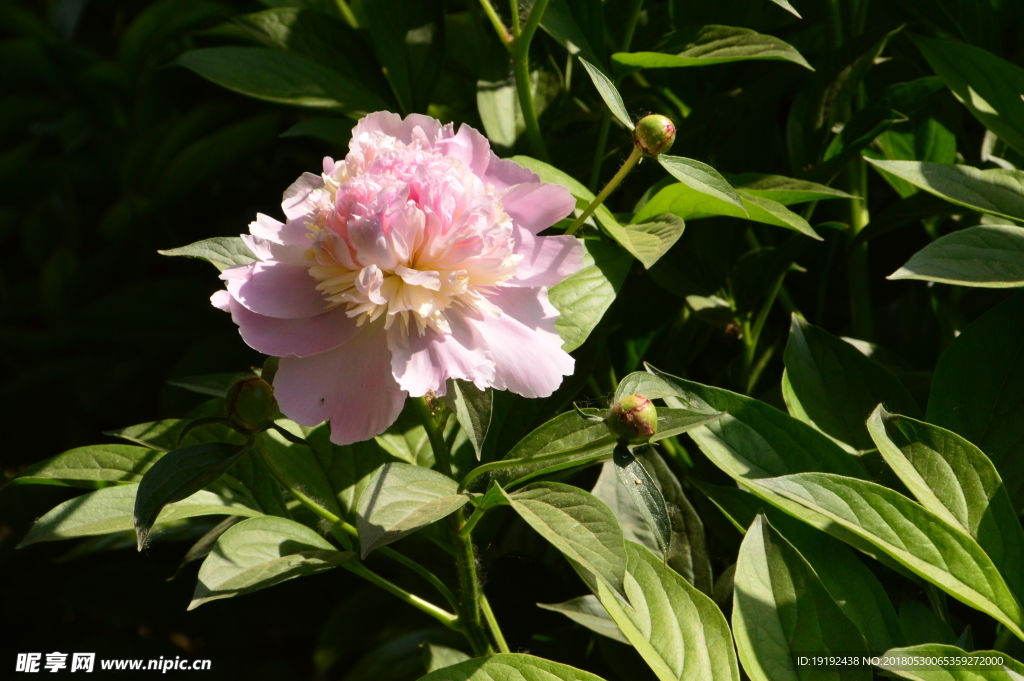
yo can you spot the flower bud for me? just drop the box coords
[605,394,658,444]
[226,376,277,433]
[633,114,676,156]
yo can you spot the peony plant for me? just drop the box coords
[9,0,1024,680]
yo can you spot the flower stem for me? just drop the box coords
[415,399,492,656]
[508,0,520,35]
[345,562,458,629]
[481,594,511,653]
[333,0,358,28]
[512,0,551,160]
[251,435,459,618]
[477,0,513,47]
[566,145,643,235]
[458,506,487,539]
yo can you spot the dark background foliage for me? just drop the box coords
[3,0,1024,678]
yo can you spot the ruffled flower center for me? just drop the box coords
[304,130,520,337]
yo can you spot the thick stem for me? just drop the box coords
[416,400,492,656]
[481,594,511,653]
[512,0,551,160]
[509,0,520,35]
[478,0,513,47]
[566,145,643,235]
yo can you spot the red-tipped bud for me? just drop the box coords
[225,376,277,433]
[605,394,658,444]
[634,114,676,156]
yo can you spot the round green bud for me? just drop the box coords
[605,394,658,444]
[226,376,277,433]
[633,114,676,156]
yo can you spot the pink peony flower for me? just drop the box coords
[212,112,583,445]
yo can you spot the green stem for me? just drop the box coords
[588,112,613,192]
[252,436,459,618]
[458,506,487,539]
[478,0,513,47]
[509,0,520,35]
[333,0,358,29]
[481,594,511,653]
[621,0,644,52]
[512,0,551,160]
[566,145,643,235]
[416,401,492,657]
[345,563,458,629]
[459,434,617,491]
[846,157,873,340]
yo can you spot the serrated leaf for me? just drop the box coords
[733,515,870,681]
[592,541,740,681]
[504,481,628,601]
[875,644,1024,680]
[419,654,610,681]
[927,291,1024,511]
[864,160,1024,224]
[658,155,744,210]
[579,57,633,130]
[537,596,628,644]
[158,237,256,271]
[357,463,469,557]
[867,406,1024,597]
[134,442,248,548]
[2,444,163,489]
[190,516,350,609]
[890,225,1024,288]
[17,484,261,547]
[754,473,1024,641]
[782,315,921,453]
[445,380,492,460]
[614,25,811,70]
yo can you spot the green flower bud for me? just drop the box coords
[605,394,658,444]
[226,376,277,433]
[633,114,676,156]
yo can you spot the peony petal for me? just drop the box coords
[274,323,407,445]
[249,213,308,247]
[241,234,308,267]
[211,289,232,311]
[435,124,492,176]
[484,154,539,189]
[469,287,573,398]
[282,172,325,220]
[509,233,584,287]
[502,182,576,235]
[352,111,443,146]
[223,261,326,319]
[388,312,494,396]
[226,295,359,357]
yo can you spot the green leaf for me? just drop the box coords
[175,47,388,112]
[167,372,250,397]
[876,644,1024,680]
[657,155,744,211]
[134,442,248,548]
[726,173,856,205]
[754,472,1024,641]
[259,423,346,519]
[281,117,355,147]
[537,595,629,644]
[634,183,821,240]
[900,599,957,646]
[539,0,607,72]
[864,160,1024,224]
[158,236,256,271]
[419,654,610,681]
[911,34,1024,157]
[804,105,905,183]
[422,643,471,673]
[697,481,905,653]
[767,0,801,18]
[579,57,633,130]
[867,406,1024,597]
[733,515,870,681]
[782,315,922,453]
[357,463,469,557]
[927,291,1024,511]
[550,239,632,351]
[189,516,350,609]
[592,541,740,681]
[2,444,163,489]
[592,459,660,555]
[444,380,492,461]
[890,225,1024,288]
[504,481,628,600]
[302,425,394,524]
[17,484,261,548]
[618,214,686,269]
[611,444,671,556]
[614,25,811,71]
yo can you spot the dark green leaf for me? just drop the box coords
[611,444,671,555]
[281,117,355,146]
[540,0,607,72]
[726,173,856,205]
[444,380,492,461]
[134,442,248,548]
[419,654,610,681]
[158,236,256,271]
[890,225,1024,288]
[614,25,811,71]
[422,643,471,673]
[362,0,443,113]
[657,155,744,211]
[190,516,350,609]
[550,239,632,351]
[2,444,163,489]
[167,372,249,397]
